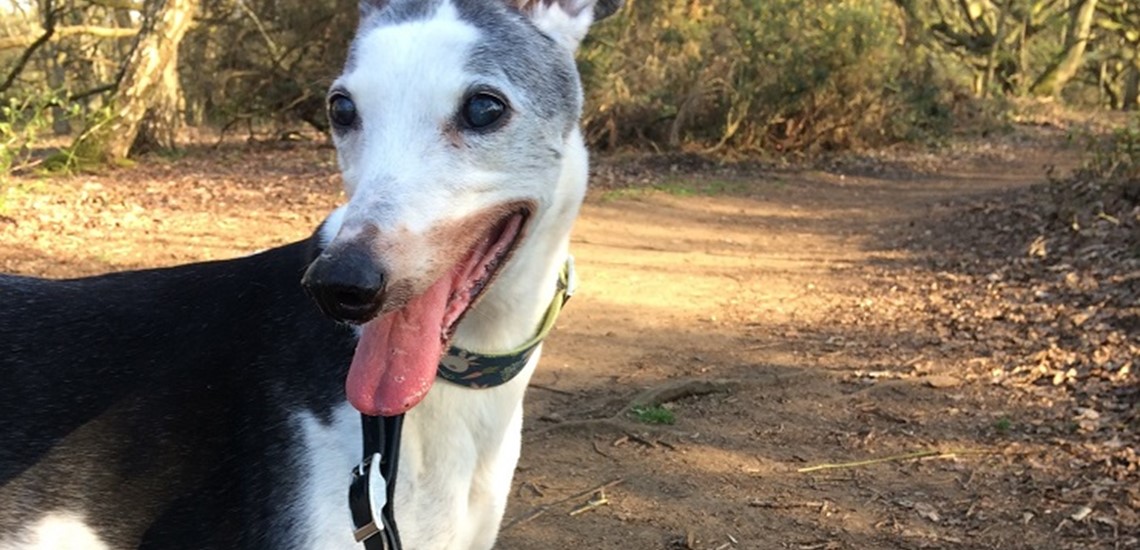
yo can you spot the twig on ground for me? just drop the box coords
[568,489,610,517]
[592,440,611,458]
[529,382,581,397]
[505,508,546,530]
[520,481,545,498]
[624,432,658,448]
[749,500,828,509]
[502,478,624,531]
[530,378,737,438]
[797,449,993,473]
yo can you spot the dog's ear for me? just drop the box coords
[359,0,389,20]
[515,0,624,52]
[591,0,623,21]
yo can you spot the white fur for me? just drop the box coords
[333,2,485,237]
[2,513,110,550]
[529,1,596,51]
[296,405,360,550]
[297,1,600,548]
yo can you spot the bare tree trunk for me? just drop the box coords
[48,50,71,135]
[72,0,196,163]
[1124,47,1140,111]
[981,0,1011,99]
[1029,0,1098,97]
[133,46,183,154]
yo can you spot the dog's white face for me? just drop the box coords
[304,0,618,416]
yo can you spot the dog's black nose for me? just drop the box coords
[302,244,387,324]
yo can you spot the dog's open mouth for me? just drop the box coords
[345,206,531,416]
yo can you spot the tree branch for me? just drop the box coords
[0,25,139,51]
[0,1,61,94]
[86,0,144,10]
[67,81,118,103]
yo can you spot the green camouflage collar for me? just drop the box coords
[437,257,575,389]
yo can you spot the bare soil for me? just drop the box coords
[1,132,1136,549]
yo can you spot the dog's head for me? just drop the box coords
[303,0,621,416]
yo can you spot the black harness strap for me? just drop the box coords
[349,414,404,550]
[346,262,575,547]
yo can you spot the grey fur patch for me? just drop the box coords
[358,0,389,19]
[346,0,583,137]
[511,0,623,20]
[451,0,581,133]
[371,0,443,24]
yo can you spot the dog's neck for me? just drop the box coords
[397,129,590,547]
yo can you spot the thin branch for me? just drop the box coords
[0,1,61,94]
[236,0,281,63]
[1,81,118,119]
[0,25,138,50]
[529,382,581,397]
[67,82,118,103]
[568,491,610,517]
[86,0,144,9]
[530,378,737,438]
[501,478,624,531]
[797,449,995,474]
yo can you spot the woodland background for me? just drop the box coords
[0,0,1138,169]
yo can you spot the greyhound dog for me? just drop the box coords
[0,0,620,548]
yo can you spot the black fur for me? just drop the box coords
[0,235,354,548]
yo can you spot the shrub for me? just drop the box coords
[579,0,975,155]
[0,91,73,174]
[1056,117,1140,230]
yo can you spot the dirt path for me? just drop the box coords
[502,142,1136,550]
[1,135,1135,549]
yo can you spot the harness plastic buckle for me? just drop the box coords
[562,255,577,303]
[350,452,388,543]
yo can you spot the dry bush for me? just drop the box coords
[1054,119,1140,233]
[579,0,980,155]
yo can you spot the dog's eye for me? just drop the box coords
[462,93,507,130]
[328,94,357,129]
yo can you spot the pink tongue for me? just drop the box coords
[344,214,522,416]
[345,276,452,416]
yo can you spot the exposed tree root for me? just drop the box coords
[528,378,738,438]
[623,378,739,414]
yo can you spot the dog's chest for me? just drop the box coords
[292,405,361,550]
[292,386,524,550]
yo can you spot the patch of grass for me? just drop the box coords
[599,177,753,203]
[658,177,749,196]
[993,416,1012,435]
[653,179,699,197]
[630,405,676,425]
[599,187,655,203]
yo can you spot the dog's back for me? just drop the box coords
[0,240,354,548]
